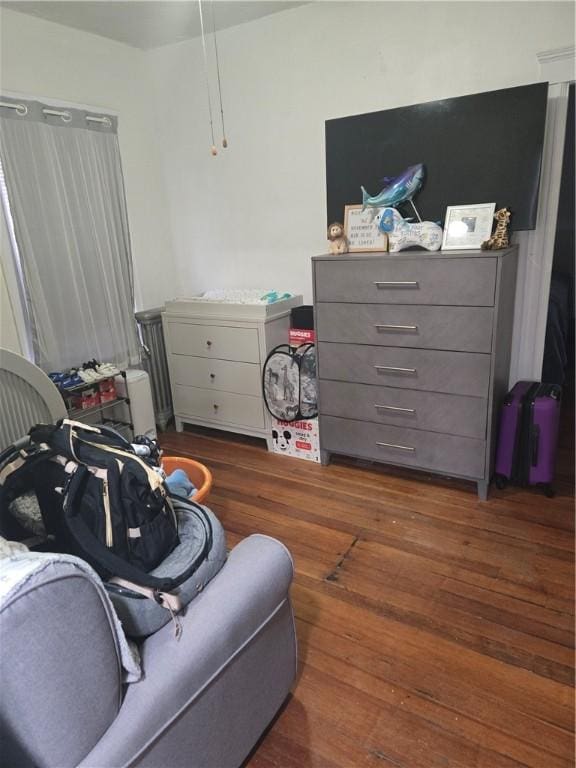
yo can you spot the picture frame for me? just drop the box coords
[441,203,496,250]
[344,204,388,252]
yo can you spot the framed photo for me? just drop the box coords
[344,205,388,252]
[441,203,496,250]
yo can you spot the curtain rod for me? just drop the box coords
[86,115,112,127]
[0,101,112,127]
[42,108,72,122]
[0,101,27,116]
[2,89,118,116]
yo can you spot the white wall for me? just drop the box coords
[147,1,575,303]
[0,7,176,310]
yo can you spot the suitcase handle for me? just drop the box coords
[530,424,540,467]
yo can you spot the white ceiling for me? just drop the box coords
[1,1,309,50]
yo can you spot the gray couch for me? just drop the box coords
[0,348,297,767]
[1,533,297,768]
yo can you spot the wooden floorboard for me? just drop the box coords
[160,414,574,768]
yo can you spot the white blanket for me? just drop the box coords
[198,288,293,304]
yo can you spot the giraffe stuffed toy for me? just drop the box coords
[482,208,511,250]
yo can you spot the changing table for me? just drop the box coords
[163,295,302,447]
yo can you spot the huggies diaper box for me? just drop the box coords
[270,418,321,463]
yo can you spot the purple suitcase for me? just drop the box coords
[494,381,561,496]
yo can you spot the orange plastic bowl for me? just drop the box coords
[162,456,213,504]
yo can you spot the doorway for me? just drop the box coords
[542,82,574,486]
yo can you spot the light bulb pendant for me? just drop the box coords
[210,0,228,152]
[198,0,218,158]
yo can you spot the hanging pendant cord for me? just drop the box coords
[210,0,228,148]
[198,0,217,155]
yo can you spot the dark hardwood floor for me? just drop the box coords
[161,415,574,768]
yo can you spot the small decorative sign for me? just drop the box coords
[344,204,388,252]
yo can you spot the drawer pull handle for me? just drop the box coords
[210,373,215,379]
[373,281,418,288]
[206,340,212,347]
[374,365,416,374]
[375,404,416,414]
[376,441,415,452]
[374,324,418,331]
[213,404,219,410]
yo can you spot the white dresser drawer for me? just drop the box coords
[173,384,265,429]
[167,322,260,363]
[170,355,261,396]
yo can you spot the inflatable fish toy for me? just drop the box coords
[361,163,425,210]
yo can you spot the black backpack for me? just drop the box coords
[0,420,211,596]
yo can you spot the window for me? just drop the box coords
[0,97,139,372]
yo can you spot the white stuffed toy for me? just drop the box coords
[377,207,443,253]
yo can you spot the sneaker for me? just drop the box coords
[78,368,98,383]
[97,362,120,377]
[60,374,84,389]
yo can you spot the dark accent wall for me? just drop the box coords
[325,83,548,231]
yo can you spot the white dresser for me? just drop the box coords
[162,296,302,446]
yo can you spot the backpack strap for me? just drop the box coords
[51,421,165,494]
[108,578,184,639]
[108,577,182,612]
[0,443,53,489]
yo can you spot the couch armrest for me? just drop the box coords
[79,534,297,768]
[0,560,123,768]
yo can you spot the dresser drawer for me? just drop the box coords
[319,380,486,439]
[315,257,497,306]
[316,303,493,353]
[317,343,490,397]
[166,322,259,363]
[173,385,265,429]
[321,415,485,478]
[170,355,260,396]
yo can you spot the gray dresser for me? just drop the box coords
[312,247,518,499]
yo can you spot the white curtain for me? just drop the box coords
[0,97,140,372]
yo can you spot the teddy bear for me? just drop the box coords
[327,222,349,255]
